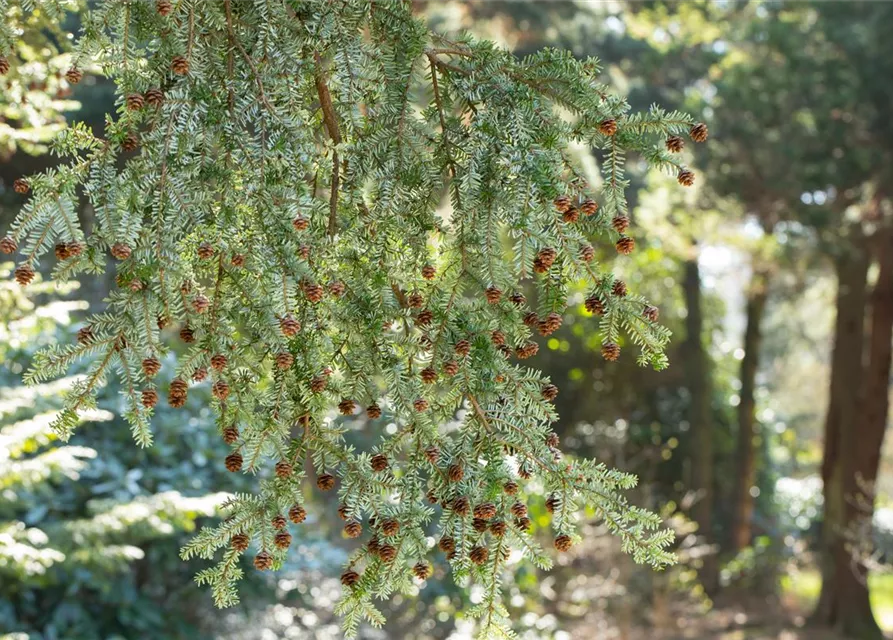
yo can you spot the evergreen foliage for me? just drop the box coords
[2,1,705,635]
[0,265,238,638]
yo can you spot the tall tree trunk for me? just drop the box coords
[813,223,892,639]
[730,267,770,552]
[681,256,717,591]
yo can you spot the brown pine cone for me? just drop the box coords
[279,315,301,337]
[490,521,507,537]
[447,463,464,482]
[316,473,336,491]
[288,504,307,524]
[125,93,144,111]
[66,242,84,257]
[690,122,709,143]
[546,432,560,448]
[225,452,243,472]
[601,342,621,362]
[643,305,660,322]
[523,312,539,328]
[0,56,9,75]
[210,354,228,371]
[274,531,292,549]
[416,309,434,326]
[222,425,240,444]
[366,403,382,419]
[490,330,506,346]
[616,236,635,255]
[553,195,572,212]
[454,340,471,357]
[378,544,397,563]
[413,562,431,580]
[54,243,71,260]
[180,324,196,342]
[472,517,488,533]
[666,135,685,153]
[275,352,294,370]
[677,169,695,187]
[381,519,399,537]
[370,453,389,472]
[197,241,214,260]
[231,533,250,552]
[231,253,245,267]
[212,380,230,400]
[545,494,561,513]
[253,551,273,571]
[310,376,327,393]
[541,384,559,402]
[584,295,605,316]
[535,247,556,271]
[473,503,497,520]
[581,198,599,215]
[77,326,94,345]
[509,292,526,306]
[599,119,618,136]
[413,397,429,412]
[275,460,293,478]
[0,236,17,254]
[612,215,630,233]
[141,388,158,408]
[292,215,309,231]
[110,242,132,260]
[141,357,161,377]
[515,516,532,531]
[344,521,362,538]
[338,398,356,416]
[367,537,381,555]
[171,56,189,75]
[426,489,438,504]
[341,569,360,587]
[485,286,503,304]
[562,207,579,223]
[580,245,595,263]
[470,546,489,565]
[145,88,164,107]
[303,283,324,303]
[407,291,424,308]
[420,366,438,384]
[156,0,173,15]
[192,295,210,314]
[442,360,459,376]
[438,536,456,553]
[421,264,436,280]
[14,264,35,286]
[12,178,29,194]
[121,132,139,152]
[511,502,528,519]
[612,280,628,297]
[192,366,207,381]
[328,280,346,297]
[504,481,519,496]
[65,67,83,84]
[298,244,311,260]
[554,534,573,552]
[337,504,350,520]
[451,495,470,516]
[271,515,287,529]
[424,446,440,464]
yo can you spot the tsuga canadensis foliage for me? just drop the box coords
[2,1,706,636]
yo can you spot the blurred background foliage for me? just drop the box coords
[2,1,893,639]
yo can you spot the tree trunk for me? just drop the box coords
[812,224,892,639]
[730,267,770,552]
[681,257,717,591]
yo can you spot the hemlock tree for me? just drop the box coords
[0,1,706,636]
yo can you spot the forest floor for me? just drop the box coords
[566,569,893,640]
